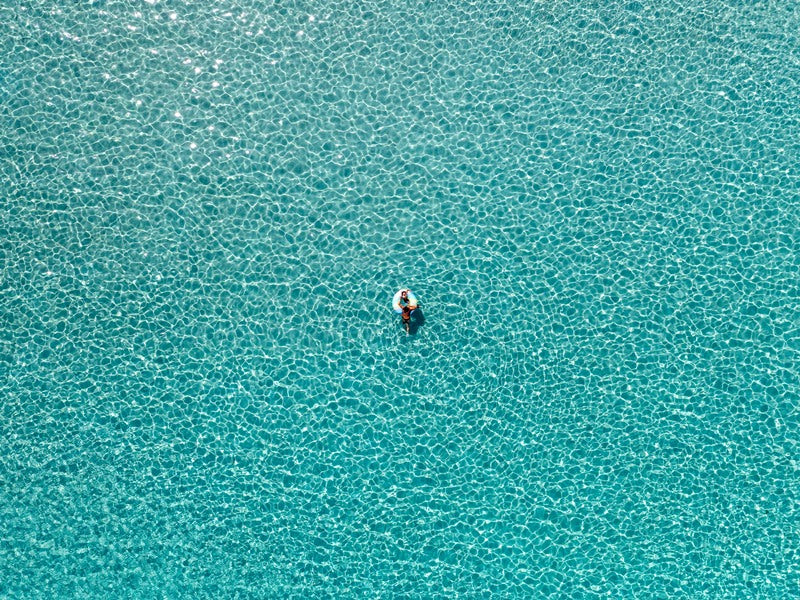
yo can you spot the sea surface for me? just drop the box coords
[2,0,799,597]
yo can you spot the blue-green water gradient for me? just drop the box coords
[2,0,799,597]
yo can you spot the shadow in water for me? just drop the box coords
[407,308,425,335]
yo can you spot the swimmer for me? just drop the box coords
[397,289,418,333]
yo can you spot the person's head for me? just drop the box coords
[401,290,408,300]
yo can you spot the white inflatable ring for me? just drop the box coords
[392,289,419,314]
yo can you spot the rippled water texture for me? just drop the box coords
[2,0,799,597]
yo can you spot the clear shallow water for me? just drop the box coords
[2,0,799,596]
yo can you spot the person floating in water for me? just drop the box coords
[393,288,419,333]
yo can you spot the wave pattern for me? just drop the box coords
[2,0,799,597]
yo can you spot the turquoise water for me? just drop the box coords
[2,0,799,596]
